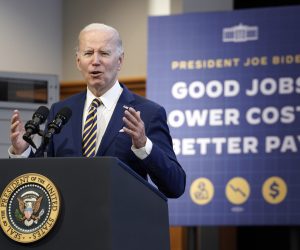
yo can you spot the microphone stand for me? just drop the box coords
[33,129,49,158]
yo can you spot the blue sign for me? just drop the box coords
[147,6,300,225]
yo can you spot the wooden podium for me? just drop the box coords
[0,157,170,250]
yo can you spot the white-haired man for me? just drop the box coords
[10,23,186,198]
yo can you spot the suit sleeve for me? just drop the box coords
[141,106,186,198]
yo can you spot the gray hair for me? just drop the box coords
[76,23,123,55]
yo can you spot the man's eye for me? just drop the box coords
[84,51,93,56]
[101,51,110,56]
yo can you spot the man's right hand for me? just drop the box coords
[10,110,29,155]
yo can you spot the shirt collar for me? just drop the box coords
[86,81,123,110]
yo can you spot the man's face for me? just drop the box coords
[76,29,123,96]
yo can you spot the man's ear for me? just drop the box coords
[76,52,82,71]
[117,52,124,71]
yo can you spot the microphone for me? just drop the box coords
[23,106,49,149]
[44,107,72,144]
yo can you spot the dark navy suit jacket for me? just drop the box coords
[45,84,186,198]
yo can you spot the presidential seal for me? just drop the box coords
[0,173,60,243]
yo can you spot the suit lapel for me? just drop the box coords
[71,92,86,156]
[97,85,134,156]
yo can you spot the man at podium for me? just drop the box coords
[9,23,186,199]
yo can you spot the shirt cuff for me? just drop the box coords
[131,137,153,160]
[8,146,31,158]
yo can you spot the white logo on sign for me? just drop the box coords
[222,23,258,43]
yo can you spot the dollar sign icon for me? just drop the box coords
[269,181,279,199]
[262,177,287,204]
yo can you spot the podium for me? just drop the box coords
[0,157,170,250]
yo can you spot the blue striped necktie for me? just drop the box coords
[82,98,101,157]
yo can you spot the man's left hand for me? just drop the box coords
[123,107,147,149]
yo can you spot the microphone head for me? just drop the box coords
[56,107,72,124]
[33,106,49,123]
[44,107,72,145]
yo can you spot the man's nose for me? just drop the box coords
[92,53,101,65]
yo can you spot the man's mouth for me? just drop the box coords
[90,71,103,77]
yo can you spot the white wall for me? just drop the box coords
[0,0,62,78]
[0,0,233,82]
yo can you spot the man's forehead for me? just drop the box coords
[80,30,115,43]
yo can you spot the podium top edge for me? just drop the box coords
[1,157,168,202]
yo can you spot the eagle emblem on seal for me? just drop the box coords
[15,191,45,227]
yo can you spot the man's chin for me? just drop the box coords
[87,80,109,96]
[88,78,105,86]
